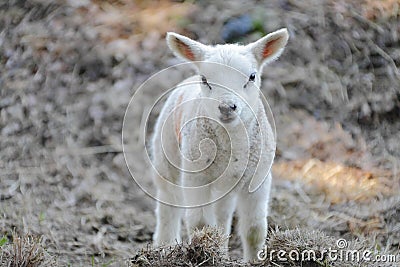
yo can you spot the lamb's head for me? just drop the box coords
[166,29,289,126]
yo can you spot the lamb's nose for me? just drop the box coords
[218,101,237,115]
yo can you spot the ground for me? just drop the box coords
[0,0,399,266]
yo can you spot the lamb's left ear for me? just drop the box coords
[248,28,289,68]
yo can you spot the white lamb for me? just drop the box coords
[151,29,289,262]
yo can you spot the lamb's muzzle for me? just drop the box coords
[218,100,237,123]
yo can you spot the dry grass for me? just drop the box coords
[129,227,244,267]
[273,159,394,204]
[0,232,57,267]
[265,173,400,263]
[129,227,398,266]
[262,228,395,267]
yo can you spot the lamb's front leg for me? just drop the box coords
[153,171,183,246]
[237,174,272,262]
[212,193,237,253]
[153,190,183,245]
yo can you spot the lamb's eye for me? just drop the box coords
[201,75,208,84]
[249,72,256,82]
[201,75,212,90]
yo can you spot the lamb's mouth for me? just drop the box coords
[219,116,235,124]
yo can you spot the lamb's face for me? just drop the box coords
[166,29,289,126]
[197,49,261,126]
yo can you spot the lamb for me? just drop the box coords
[150,29,289,262]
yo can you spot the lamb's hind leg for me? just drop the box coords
[237,174,272,262]
[153,168,183,246]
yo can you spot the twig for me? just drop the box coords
[367,39,400,82]
[349,10,385,33]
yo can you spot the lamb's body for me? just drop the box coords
[151,30,288,262]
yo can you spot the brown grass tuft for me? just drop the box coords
[260,228,394,266]
[0,232,57,267]
[129,227,245,267]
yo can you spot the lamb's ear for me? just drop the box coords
[166,32,208,62]
[248,28,289,68]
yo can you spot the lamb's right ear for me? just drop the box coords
[166,32,208,62]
